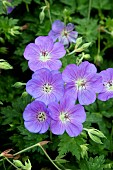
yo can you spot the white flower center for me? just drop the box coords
[42,83,53,93]
[59,112,69,123]
[36,112,46,122]
[104,80,113,91]
[40,51,50,62]
[75,78,86,91]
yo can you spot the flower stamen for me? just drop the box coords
[104,80,113,91]
[59,112,69,123]
[36,112,46,122]
[75,79,86,91]
[42,83,53,93]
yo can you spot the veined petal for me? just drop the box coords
[24,120,41,133]
[62,64,78,82]
[59,36,69,46]
[66,23,75,32]
[65,82,78,102]
[35,36,53,52]
[68,31,78,43]
[78,61,97,77]
[39,121,50,133]
[98,91,113,101]
[32,68,53,84]
[50,42,66,59]
[28,60,51,72]
[50,120,65,135]
[100,68,113,82]
[48,102,60,120]
[52,20,64,33]
[36,92,57,105]
[69,104,86,123]
[78,89,96,105]
[86,74,103,93]
[24,43,40,60]
[26,79,43,98]
[66,122,83,137]
[48,30,60,42]
[47,59,62,70]
[59,94,76,111]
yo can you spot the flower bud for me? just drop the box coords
[12,82,26,88]
[75,42,91,52]
[75,37,82,49]
[39,10,45,24]
[83,54,90,59]
[94,54,103,66]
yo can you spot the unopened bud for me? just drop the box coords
[84,54,90,59]
[39,10,45,24]
[80,42,91,49]
[13,160,23,168]
[75,37,83,49]
[12,82,26,88]
[94,54,103,66]
[75,42,91,52]
[21,92,28,98]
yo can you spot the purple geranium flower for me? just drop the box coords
[62,61,103,105]
[48,95,86,137]
[49,20,78,47]
[26,68,64,105]
[24,36,66,72]
[98,68,113,101]
[23,100,50,133]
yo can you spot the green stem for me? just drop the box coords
[110,122,113,157]
[67,50,76,56]
[3,159,6,170]
[13,143,39,156]
[13,142,61,170]
[88,0,92,20]
[25,3,29,12]
[39,144,61,170]
[102,28,111,35]
[44,0,52,25]
[98,27,100,54]
[5,157,19,169]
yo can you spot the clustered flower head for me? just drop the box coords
[23,19,113,137]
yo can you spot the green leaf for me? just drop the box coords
[58,133,86,160]
[92,0,112,10]
[80,155,105,170]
